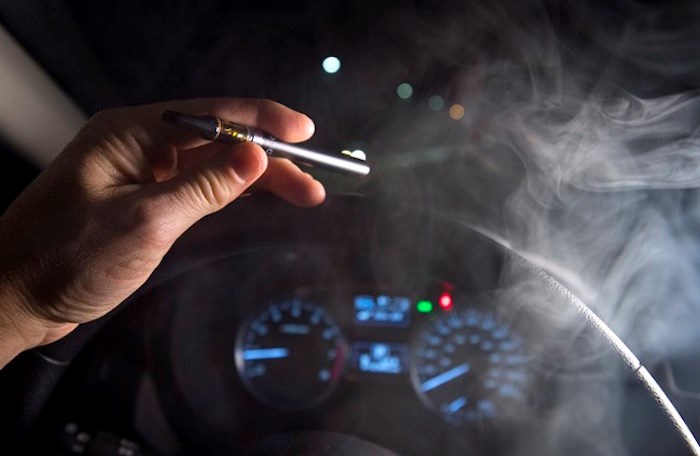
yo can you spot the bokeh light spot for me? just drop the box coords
[351,149,366,161]
[449,104,465,120]
[342,149,367,161]
[322,56,341,74]
[396,83,413,99]
[428,95,445,111]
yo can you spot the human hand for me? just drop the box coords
[0,98,325,367]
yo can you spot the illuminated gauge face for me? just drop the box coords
[411,308,529,423]
[235,299,347,410]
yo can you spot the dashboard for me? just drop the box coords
[151,246,536,455]
[25,195,696,455]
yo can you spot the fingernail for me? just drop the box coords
[304,115,316,137]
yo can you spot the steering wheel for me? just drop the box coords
[1,194,698,455]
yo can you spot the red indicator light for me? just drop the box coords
[439,293,453,311]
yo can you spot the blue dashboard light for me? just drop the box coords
[353,342,407,374]
[242,347,290,361]
[280,323,311,335]
[353,294,411,327]
[355,295,375,310]
[411,307,530,423]
[446,396,468,413]
[236,300,347,409]
[420,363,470,393]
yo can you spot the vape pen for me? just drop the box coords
[161,110,370,176]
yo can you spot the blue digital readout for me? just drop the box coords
[352,342,407,375]
[354,295,411,327]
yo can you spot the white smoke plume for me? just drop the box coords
[367,0,700,362]
[364,2,700,452]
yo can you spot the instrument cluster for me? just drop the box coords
[151,244,543,453]
[234,290,532,425]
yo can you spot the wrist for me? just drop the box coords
[0,302,39,369]
[0,276,76,368]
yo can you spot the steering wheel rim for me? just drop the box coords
[1,193,698,455]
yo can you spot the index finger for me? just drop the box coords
[100,97,316,152]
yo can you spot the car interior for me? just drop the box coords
[1,1,700,455]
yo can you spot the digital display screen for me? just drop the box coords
[353,294,411,327]
[352,342,407,375]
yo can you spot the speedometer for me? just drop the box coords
[411,307,529,423]
[235,299,347,410]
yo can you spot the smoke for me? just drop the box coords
[493,12,700,360]
[508,90,700,193]
[364,0,700,453]
[363,0,700,356]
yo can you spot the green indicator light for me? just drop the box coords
[396,82,413,99]
[417,300,433,313]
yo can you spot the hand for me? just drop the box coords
[0,98,325,367]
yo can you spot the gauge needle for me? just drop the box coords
[447,396,468,413]
[420,363,471,393]
[242,348,290,361]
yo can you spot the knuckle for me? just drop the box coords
[72,108,124,150]
[190,168,243,208]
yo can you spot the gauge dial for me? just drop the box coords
[411,307,529,423]
[235,299,347,409]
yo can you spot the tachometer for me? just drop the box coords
[411,307,529,423]
[235,299,347,410]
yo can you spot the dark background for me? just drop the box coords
[2,1,700,453]
[3,0,699,235]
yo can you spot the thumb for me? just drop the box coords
[144,142,268,231]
